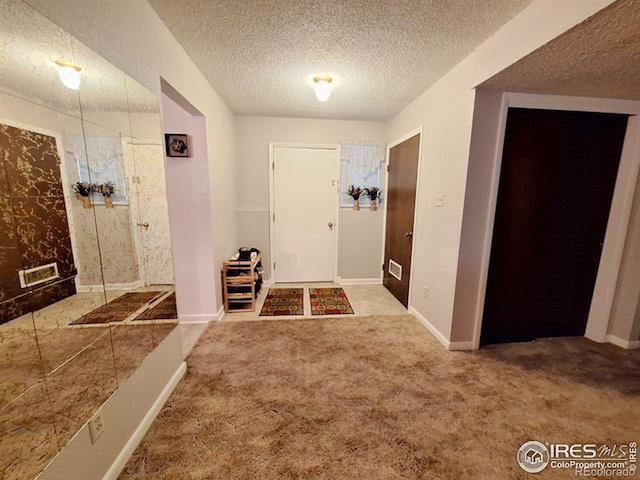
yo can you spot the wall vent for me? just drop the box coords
[19,263,59,288]
[388,259,402,281]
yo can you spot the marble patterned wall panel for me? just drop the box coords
[0,194,23,303]
[0,123,76,323]
[0,124,65,198]
[0,278,76,328]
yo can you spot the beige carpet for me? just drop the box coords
[119,315,640,479]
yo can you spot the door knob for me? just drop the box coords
[405,231,413,238]
[138,222,150,229]
[328,222,334,230]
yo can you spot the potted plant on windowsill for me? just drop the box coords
[347,185,363,211]
[72,181,93,209]
[364,187,382,211]
[95,182,115,208]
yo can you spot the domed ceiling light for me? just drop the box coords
[55,59,82,90]
[313,75,333,102]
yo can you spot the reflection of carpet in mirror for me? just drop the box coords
[0,323,177,480]
[134,293,177,321]
[70,291,162,325]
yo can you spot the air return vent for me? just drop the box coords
[388,259,402,281]
[19,263,59,288]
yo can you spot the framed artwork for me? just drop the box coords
[164,133,191,157]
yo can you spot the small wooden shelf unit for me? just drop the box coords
[222,254,261,312]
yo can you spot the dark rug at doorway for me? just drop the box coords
[259,288,304,316]
[309,288,354,315]
[70,291,162,325]
[133,293,177,321]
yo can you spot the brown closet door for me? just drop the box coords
[481,108,628,345]
[383,133,420,307]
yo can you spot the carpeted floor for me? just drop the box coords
[134,293,178,321]
[71,291,162,325]
[119,315,640,480]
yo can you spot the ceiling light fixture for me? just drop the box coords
[55,59,82,90]
[313,75,333,102]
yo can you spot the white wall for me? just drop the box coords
[28,0,238,308]
[385,0,615,343]
[235,115,386,281]
[161,92,218,321]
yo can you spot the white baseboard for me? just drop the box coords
[448,340,476,351]
[178,305,225,324]
[336,277,383,285]
[605,334,640,349]
[408,306,450,349]
[103,361,186,480]
[76,280,142,293]
[178,313,216,324]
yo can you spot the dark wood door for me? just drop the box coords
[481,108,628,345]
[383,134,420,307]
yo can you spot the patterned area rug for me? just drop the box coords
[70,291,162,325]
[259,288,304,316]
[134,293,177,321]
[309,288,354,315]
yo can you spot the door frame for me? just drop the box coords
[472,92,640,349]
[268,142,341,283]
[380,127,424,310]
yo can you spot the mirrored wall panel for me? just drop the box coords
[0,1,178,478]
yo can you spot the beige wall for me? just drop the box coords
[28,0,238,308]
[385,0,615,343]
[235,115,386,280]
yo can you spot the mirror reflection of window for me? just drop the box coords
[73,135,128,205]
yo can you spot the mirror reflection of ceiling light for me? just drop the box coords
[55,59,82,90]
[313,75,333,102]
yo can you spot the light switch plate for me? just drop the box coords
[435,194,445,207]
[88,412,105,444]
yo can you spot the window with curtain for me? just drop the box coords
[340,143,385,207]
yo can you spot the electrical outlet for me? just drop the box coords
[423,287,429,299]
[435,194,445,207]
[88,412,105,444]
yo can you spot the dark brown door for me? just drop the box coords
[383,133,420,307]
[481,108,628,345]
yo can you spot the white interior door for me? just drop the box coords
[273,146,338,282]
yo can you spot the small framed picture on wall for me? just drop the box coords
[165,133,191,157]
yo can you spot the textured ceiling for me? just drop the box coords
[481,0,640,100]
[148,0,532,120]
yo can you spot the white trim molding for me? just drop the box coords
[75,280,143,293]
[103,362,186,480]
[409,306,450,350]
[605,335,640,350]
[178,306,223,324]
[336,276,382,285]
